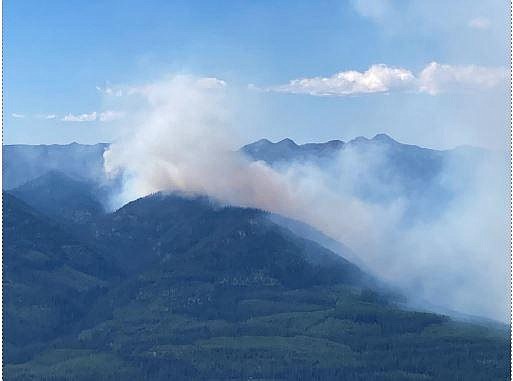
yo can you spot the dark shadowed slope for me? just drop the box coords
[3,193,120,363]
[88,193,369,287]
[9,171,105,224]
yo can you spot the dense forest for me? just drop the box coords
[3,172,510,380]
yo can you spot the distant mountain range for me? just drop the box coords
[4,134,479,192]
[241,136,346,164]
[3,142,109,189]
[242,134,488,222]
[240,133,472,192]
[241,133,441,163]
[3,134,486,228]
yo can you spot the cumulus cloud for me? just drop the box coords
[468,17,491,30]
[11,113,26,119]
[265,62,505,96]
[271,64,415,96]
[62,111,98,122]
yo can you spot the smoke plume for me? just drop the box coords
[104,74,510,322]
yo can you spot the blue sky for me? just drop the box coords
[5,0,509,148]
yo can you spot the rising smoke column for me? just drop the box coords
[104,74,510,322]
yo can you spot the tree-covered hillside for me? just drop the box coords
[3,191,510,380]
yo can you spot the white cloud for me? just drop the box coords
[270,64,415,96]
[418,62,505,95]
[62,112,97,122]
[468,17,491,30]
[60,110,125,122]
[11,113,26,119]
[265,62,505,97]
[99,110,125,122]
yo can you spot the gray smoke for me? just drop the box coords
[104,74,510,322]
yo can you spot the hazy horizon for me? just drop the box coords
[0,132,502,153]
[5,0,509,150]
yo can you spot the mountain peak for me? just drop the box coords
[372,133,397,143]
[347,134,399,146]
[276,138,298,147]
[241,137,342,164]
[349,136,370,144]
[253,138,272,146]
[324,139,345,148]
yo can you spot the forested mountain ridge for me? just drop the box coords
[3,193,120,363]
[3,188,510,380]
